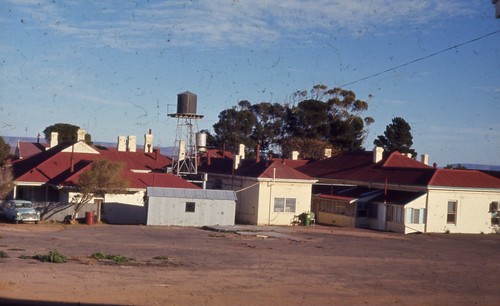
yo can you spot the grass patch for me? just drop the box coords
[153,255,173,261]
[19,250,68,263]
[208,233,227,238]
[31,250,67,263]
[8,248,26,251]
[0,250,8,258]
[90,252,134,264]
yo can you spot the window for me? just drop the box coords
[274,197,296,213]
[447,201,457,225]
[490,201,499,226]
[185,202,195,213]
[368,203,378,219]
[490,201,499,212]
[406,208,426,224]
[387,206,393,221]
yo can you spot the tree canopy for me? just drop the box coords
[70,159,128,220]
[211,85,374,159]
[0,136,11,165]
[0,166,13,200]
[374,117,416,157]
[43,123,92,144]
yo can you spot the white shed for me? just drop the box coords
[146,187,237,226]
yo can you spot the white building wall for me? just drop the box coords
[386,194,427,234]
[426,189,499,234]
[103,191,147,224]
[236,181,261,225]
[206,174,314,226]
[256,181,313,226]
[105,191,145,206]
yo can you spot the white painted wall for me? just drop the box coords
[256,180,313,226]
[426,189,499,234]
[206,174,314,226]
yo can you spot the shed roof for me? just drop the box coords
[147,187,237,201]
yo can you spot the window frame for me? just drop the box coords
[274,197,296,213]
[447,201,457,225]
[185,202,196,213]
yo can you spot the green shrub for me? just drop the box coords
[32,250,67,263]
[0,250,8,258]
[153,255,173,261]
[90,252,134,264]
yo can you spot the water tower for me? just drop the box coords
[168,91,204,176]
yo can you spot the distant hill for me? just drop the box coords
[449,163,500,171]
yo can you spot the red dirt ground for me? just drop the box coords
[0,222,499,305]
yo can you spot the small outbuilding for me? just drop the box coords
[146,187,237,226]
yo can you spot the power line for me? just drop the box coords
[339,30,500,88]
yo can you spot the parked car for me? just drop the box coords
[3,200,40,224]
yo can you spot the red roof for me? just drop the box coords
[298,150,500,190]
[258,160,314,180]
[16,141,48,159]
[271,158,310,169]
[12,142,188,190]
[382,152,432,169]
[205,149,235,159]
[199,158,315,181]
[128,172,200,189]
[429,169,500,189]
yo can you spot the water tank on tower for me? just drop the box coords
[177,91,197,115]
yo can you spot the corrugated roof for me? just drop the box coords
[16,142,47,159]
[371,190,426,205]
[382,152,432,169]
[12,142,189,190]
[147,187,237,201]
[429,169,500,189]
[298,150,500,190]
[132,173,200,189]
[315,194,356,202]
[200,158,315,181]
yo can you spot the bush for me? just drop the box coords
[90,252,134,264]
[0,250,8,258]
[32,250,67,263]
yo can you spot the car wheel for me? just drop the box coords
[35,221,39,224]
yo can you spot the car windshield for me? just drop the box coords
[14,203,32,208]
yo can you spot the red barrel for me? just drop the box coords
[85,211,94,225]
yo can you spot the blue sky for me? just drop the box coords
[1,0,499,166]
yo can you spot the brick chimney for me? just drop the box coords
[50,132,58,148]
[421,154,429,166]
[238,144,245,160]
[117,136,126,152]
[77,129,86,142]
[144,129,153,153]
[373,146,383,163]
[324,148,332,159]
[127,135,137,152]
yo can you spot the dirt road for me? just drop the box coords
[0,223,499,305]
